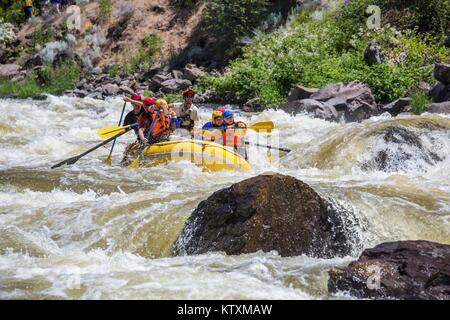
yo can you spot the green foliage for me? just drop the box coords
[203,0,269,49]
[0,60,81,98]
[122,34,162,74]
[0,17,16,46]
[199,2,450,108]
[410,91,430,115]
[0,0,25,25]
[31,28,54,48]
[98,0,113,21]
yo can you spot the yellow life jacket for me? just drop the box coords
[23,1,33,7]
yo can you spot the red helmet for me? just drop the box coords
[131,93,142,101]
[183,89,195,97]
[143,97,156,106]
[216,107,225,112]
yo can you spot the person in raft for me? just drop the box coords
[168,89,199,135]
[123,93,144,137]
[137,97,171,145]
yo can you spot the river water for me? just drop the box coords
[0,95,449,299]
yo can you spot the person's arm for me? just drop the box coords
[138,127,148,144]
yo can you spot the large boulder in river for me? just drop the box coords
[279,99,339,121]
[381,98,412,116]
[310,81,379,122]
[434,63,450,85]
[172,173,357,258]
[328,240,450,300]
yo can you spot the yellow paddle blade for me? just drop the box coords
[129,155,141,169]
[98,125,131,139]
[248,121,274,132]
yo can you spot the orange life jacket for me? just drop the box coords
[223,121,247,150]
[138,112,170,138]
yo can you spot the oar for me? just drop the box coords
[244,141,291,153]
[105,102,127,165]
[129,111,160,169]
[98,124,137,139]
[51,128,132,169]
[202,121,274,132]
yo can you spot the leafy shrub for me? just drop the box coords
[122,34,163,74]
[0,17,16,47]
[410,91,430,115]
[31,28,54,48]
[203,0,269,48]
[98,0,113,21]
[0,60,81,98]
[199,3,450,108]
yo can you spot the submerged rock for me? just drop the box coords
[361,126,443,172]
[328,240,450,300]
[173,173,358,258]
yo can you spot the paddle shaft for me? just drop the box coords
[107,102,127,159]
[245,141,291,153]
[51,129,131,169]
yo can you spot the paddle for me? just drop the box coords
[105,102,127,165]
[129,111,161,169]
[51,128,132,169]
[244,141,291,153]
[98,124,138,139]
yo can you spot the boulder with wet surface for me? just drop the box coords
[172,173,360,258]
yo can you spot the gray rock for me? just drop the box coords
[328,240,450,300]
[171,69,184,79]
[75,78,87,89]
[120,85,134,95]
[149,73,171,92]
[160,79,192,93]
[427,101,450,114]
[242,97,264,112]
[0,64,22,79]
[279,99,339,121]
[310,81,378,122]
[91,67,102,75]
[182,64,206,82]
[288,85,319,102]
[87,92,103,100]
[429,83,450,103]
[102,83,120,96]
[434,63,450,85]
[364,41,385,66]
[73,89,89,98]
[382,98,412,116]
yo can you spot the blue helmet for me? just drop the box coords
[222,110,234,119]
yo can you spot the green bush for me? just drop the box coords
[123,34,162,74]
[31,28,54,48]
[203,0,269,48]
[98,0,113,21]
[199,2,450,108]
[410,92,430,115]
[0,60,81,98]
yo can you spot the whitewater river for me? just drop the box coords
[0,96,449,299]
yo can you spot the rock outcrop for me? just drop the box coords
[427,102,450,114]
[381,98,412,116]
[328,240,450,300]
[288,85,318,102]
[281,81,379,122]
[434,63,450,85]
[172,173,358,258]
[0,64,23,79]
[430,63,450,104]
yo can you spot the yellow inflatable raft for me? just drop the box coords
[122,139,251,172]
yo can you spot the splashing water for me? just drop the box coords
[0,96,449,299]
